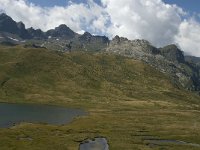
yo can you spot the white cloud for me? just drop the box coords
[175,19,200,56]
[102,0,200,57]
[101,0,185,47]
[0,0,109,34]
[0,0,200,57]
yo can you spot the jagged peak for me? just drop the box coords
[0,13,15,22]
[17,21,25,29]
[111,36,153,47]
[162,44,180,50]
[161,44,184,55]
[55,24,73,32]
[160,44,185,63]
[111,35,128,44]
[0,13,9,18]
[82,31,92,37]
[113,35,128,40]
[132,39,151,44]
[58,24,68,28]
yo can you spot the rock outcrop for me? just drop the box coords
[160,44,185,63]
[46,24,77,39]
[27,27,45,39]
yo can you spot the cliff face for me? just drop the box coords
[160,45,185,63]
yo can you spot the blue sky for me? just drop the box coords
[163,0,199,13]
[163,0,200,21]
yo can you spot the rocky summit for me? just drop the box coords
[0,13,199,93]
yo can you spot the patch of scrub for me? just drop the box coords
[79,138,109,150]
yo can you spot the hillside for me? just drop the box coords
[0,44,200,150]
[0,44,197,104]
[1,13,200,93]
[0,13,200,150]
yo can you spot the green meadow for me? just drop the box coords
[0,45,200,150]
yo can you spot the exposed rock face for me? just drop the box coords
[0,13,19,34]
[16,22,30,39]
[79,32,109,44]
[27,27,45,39]
[42,31,109,52]
[106,36,159,59]
[46,24,77,39]
[112,35,128,44]
[160,44,185,63]
[105,36,200,91]
[17,22,25,30]
[0,14,30,39]
[79,32,92,42]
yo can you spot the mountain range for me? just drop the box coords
[0,13,200,94]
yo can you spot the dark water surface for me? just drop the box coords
[0,103,86,128]
[144,139,200,148]
[79,138,109,150]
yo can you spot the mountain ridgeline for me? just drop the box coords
[0,13,200,93]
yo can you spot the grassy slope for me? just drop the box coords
[0,45,200,150]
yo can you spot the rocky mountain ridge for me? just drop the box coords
[105,36,200,91]
[0,13,109,51]
[0,13,199,93]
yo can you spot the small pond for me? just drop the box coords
[145,139,187,145]
[79,138,109,150]
[0,103,86,128]
[144,139,200,148]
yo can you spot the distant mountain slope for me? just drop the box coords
[1,44,195,103]
[185,56,200,66]
[0,13,199,93]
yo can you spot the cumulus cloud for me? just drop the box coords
[101,0,200,56]
[101,0,185,46]
[175,19,200,56]
[0,0,109,34]
[0,0,200,56]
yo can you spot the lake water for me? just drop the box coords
[0,103,86,128]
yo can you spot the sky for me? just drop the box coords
[163,0,200,14]
[28,0,102,7]
[0,0,200,57]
